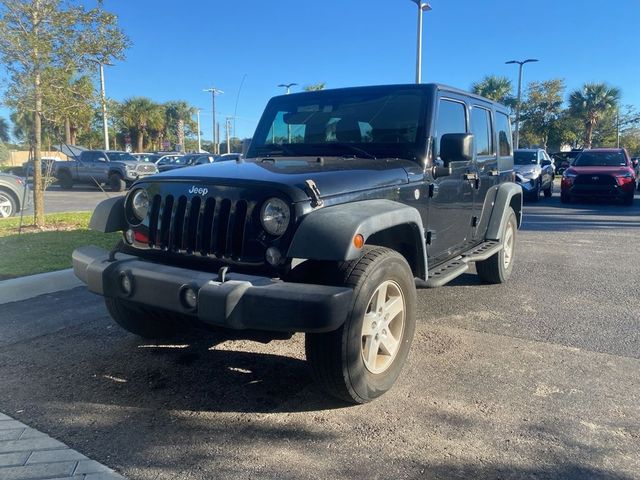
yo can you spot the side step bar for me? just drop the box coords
[422,240,502,288]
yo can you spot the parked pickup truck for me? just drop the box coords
[73,84,522,403]
[54,150,158,191]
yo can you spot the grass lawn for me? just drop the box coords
[0,212,119,280]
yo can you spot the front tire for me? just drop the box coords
[475,207,517,284]
[623,193,634,206]
[109,173,126,192]
[560,192,571,204]
[543,181,553,198]
[57,170,74,190]
[304,246,417,404]
[105,297,190,339]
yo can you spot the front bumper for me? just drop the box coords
[562,182,634,198]
[72,246,353,333]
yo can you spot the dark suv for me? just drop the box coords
[73,84,522,403]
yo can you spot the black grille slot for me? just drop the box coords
[148,194,161,245]
[215,199,232,256]
[575,175,616,186]
[200,197,216,255]
[231,200,248,258]
[185,196,201,252]
[171,196,188,250]
[158,195,174,249]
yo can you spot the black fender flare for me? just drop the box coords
[89,196,126,233]
[287,199,428,279]
[485,182,523,241]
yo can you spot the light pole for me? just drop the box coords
[278,83,297,143]
[89,59,113,150]
[196,109,202,152]
[410,1,431,84]
[505,58,538,149]
[204,87,223,154]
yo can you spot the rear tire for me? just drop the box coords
[105,297,190,339]
[109,173,126,192]
[57,170,74,190]
[303,246,416,404]
[0,189,17,218]
[476,207,517,284]
[623,193,634,206]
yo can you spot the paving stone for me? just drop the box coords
[0,460,76,480]
[0,413,12,421]
[0,428,26,441]
[0,451,30,467]
[0,420,27,430]
[19,428,49,440]
[84,473,126,480]
[0,436,66,453]
[74,459,113,474]
[27,448,87,464]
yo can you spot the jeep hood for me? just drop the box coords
[149,157,416,202]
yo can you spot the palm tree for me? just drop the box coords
[165,101,197,152]
[471,76,513,104]
[304,82,326,91]
[119,97,163,152]
[0,117,9,143]
[569,83,621,148]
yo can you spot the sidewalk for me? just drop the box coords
[0,269,82,305]
[0,412,124,480]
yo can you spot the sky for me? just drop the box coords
[2,0,640,144]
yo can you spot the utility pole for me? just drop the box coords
[203,87,223,154]
[505,58,538,150]
[226,117,231,154]
[89,59,113,150]
[196,109,202,152]
[616,108,620,148]
[216,122,221,155]
[410,1,432,84]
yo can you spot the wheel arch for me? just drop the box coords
[485,182,523,241]
[0,186,20,213]
[287,199,428,280]
[89,196,126,232]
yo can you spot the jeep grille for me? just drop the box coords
[147,194,251,259]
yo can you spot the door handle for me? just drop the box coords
[489,169,499,176]
[464,172,478,181]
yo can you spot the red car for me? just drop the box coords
[561,148,636,206]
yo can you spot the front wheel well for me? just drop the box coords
[366,223,426,279]
[510,193,523,227]
[0,186,20,211]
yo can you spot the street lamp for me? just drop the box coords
[196,109,202,152]
[410,0,432,84]
[89,59,113,150]
[277,83,298,95]
[203,87,223,154]
[505,58,538,149]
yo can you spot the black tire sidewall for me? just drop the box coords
[109,174,125,192]
[342,253,416,402]
[0,190,17,217]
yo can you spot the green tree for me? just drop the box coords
[165,101,197,152]
[304,82,326,91]
[0,0,129,226]
[568,83,620,149]
[0,116,9,142]
[519,79,565,149]
[118,97,163,152]
[471,76,513,104]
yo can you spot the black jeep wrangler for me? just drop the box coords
[73,84,522,403]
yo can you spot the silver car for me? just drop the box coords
[0,173,31,218]
[514,149,555,201]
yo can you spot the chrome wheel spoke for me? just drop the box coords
[383,296,403,322]
[362,312,378,337]
[379,331,399,357]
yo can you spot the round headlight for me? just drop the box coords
[260,197,290,236]
[131,189,149,221]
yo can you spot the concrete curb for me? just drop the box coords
[0,269,83,305]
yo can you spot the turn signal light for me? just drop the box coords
[353,234,364,249]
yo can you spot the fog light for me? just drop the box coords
[265,247,282,266]
[120,273,133,295]
[181,287,198,309]
[124,229,135,244]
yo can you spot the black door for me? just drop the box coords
[427,96,475,264]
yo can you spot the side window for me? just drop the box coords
[435,99,466,159]
[470,107,493,156]
[495,112,512,157]
[82,152,95,162]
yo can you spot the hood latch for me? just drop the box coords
[304,179,324,208]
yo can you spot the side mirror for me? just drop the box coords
[541,159,551,166]
[632,159,639,168]
[96,157,107,162]
[434,133,473,177]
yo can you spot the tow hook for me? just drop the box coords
[304,179,324,208]
[217,266,229,282]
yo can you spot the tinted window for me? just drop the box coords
[436,99,466,159]
[574,151,627,167]
[496,112,512,156]
[106,152,137,162]
[514,151,537,165]
[470,107,492,156]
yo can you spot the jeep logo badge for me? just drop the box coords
[591,176,599,181]
[188,186,208,195]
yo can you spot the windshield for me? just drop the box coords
[247,87,427,160]
[158,155,186,165]
[573,151,627,167]
[107,152,137,162]
[514,151,537,165]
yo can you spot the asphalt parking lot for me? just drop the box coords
[1,194,639,480]
[41,185,125,214]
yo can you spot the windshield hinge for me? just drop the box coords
[304,179,324,208]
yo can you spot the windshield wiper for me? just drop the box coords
[329,143,377,160]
